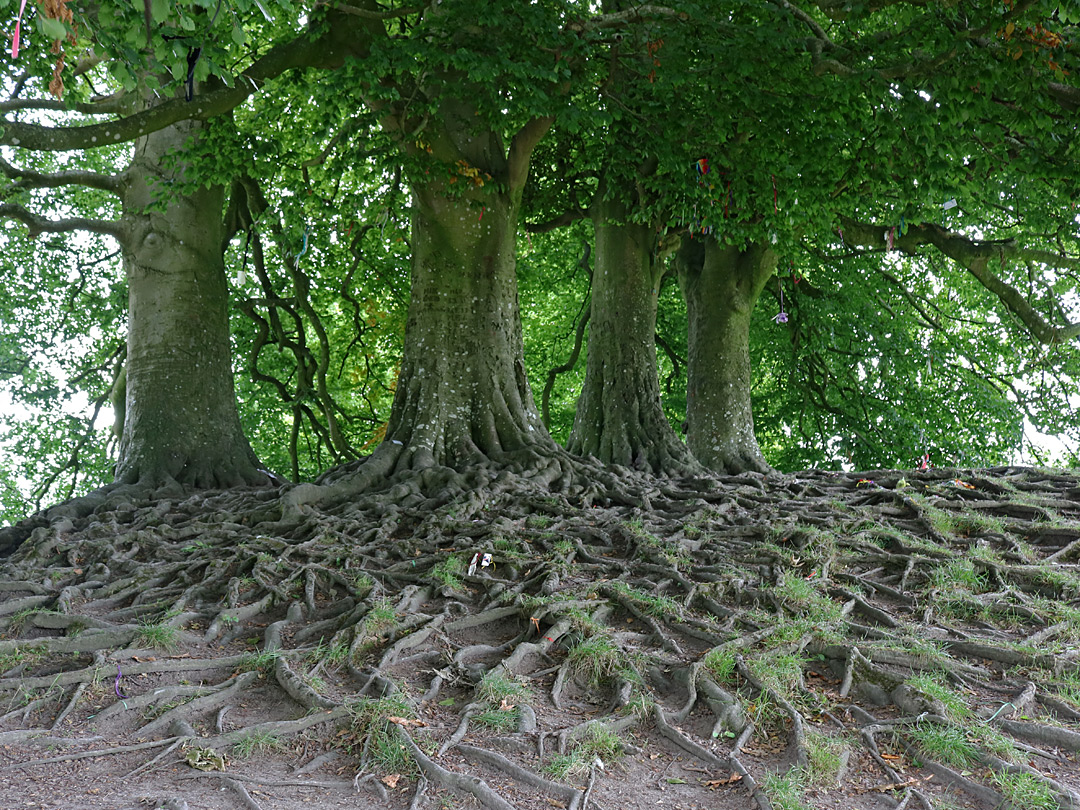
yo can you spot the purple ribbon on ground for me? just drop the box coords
[115,664,127,699]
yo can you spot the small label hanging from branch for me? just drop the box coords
[772,281,788,324]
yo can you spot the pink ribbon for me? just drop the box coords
[11,0,27,59]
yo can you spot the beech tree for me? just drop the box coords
[2,0,1080,512]
[4,7,1080,809]
[552,0,1080,473]
[0,4,371,489]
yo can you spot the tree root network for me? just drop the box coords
[2,462,1080,809]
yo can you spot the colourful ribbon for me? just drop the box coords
[11,0,27,59]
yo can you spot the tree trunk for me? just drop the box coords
[566,195,696,474]
[115,118,269,487]
[676,237,775,474]
[383,186,555,471]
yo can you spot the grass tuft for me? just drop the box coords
[990,770,1059,810]
[135,622,179,651]
[543,723,623,781]
[232,730,284,758]
[761,768,810,810]
[341,694,418,774]
[907,723,977,768]
[566,634,622,687]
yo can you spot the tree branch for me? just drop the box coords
[508,116,555,196]
[839,216,1080,344]
[313,1,425,20]
[0,95,126,115]
[574,5,687,31]
[525,208,588,234]
[0,203,121,239]
[542,297,589,430]
[772,0,833,44]
[0,155,122,194]
[0,13,368,152]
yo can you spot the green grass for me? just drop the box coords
[0,646,45,674]
[905,673,972,721]
[623,520,689,566]
[551,539,575,556]
[1032,565,1080,597]
[747,651,805,694]
[991,770,1059,810]
[775,576,845,626]
[491,535,529,558]
[470,670,529,730]
[702,646,737,683]
[307,637,350,667]
[474,670,528,706]
[430,556,466,590]
[543,723,623,780]
[804,731,847,785]
[929,559,987,593]
[363,601,397,632]
[472,707,520,730]
[566,634,622,687]
[607,582,682,619]
[1054,671,1080,707]
[350,573,375,597]
[135,621,179,651]
[232,730,284,758]
[238,650,281,674]
[761,769,810,810]
[341,694,418,774]
[907,723,977,768]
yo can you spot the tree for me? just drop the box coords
[556,6,700,475]
[3,7,1080,807]
[566,176,697,473]
[0,4,370,489]
[676,237,777,473]
[114,115,271,486]
[2,0,1080,513]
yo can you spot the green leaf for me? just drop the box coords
[38,16,67,41]
[151,0,169,24]
[231,24,247,47]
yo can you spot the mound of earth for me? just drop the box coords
[2,464,1080,810]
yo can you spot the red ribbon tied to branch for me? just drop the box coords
[11,0,27,59]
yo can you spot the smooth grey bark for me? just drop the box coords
[114,118,268,487]
[676,237,775,474]
[566,193,696,474]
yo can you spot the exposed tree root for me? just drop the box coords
[2,464,1080,809]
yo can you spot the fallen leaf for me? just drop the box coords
[381,774,401,788]
[869,779,918,792]
[387,716,425,728]
[704,772,743,788]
